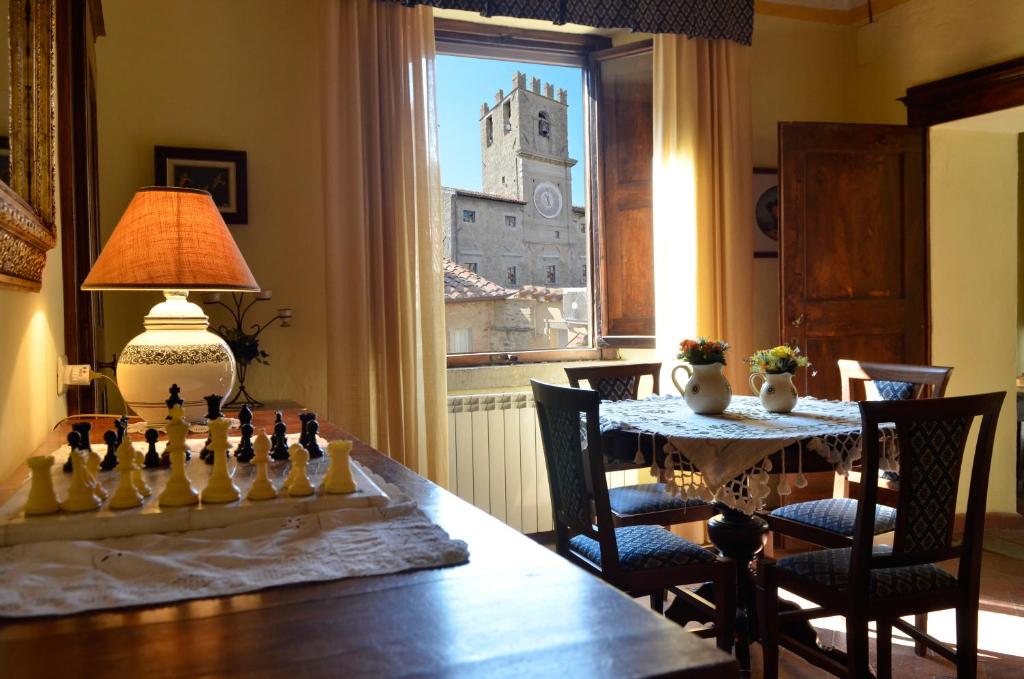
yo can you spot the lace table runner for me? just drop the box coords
[600,395,897,514]
[0,474,469,617]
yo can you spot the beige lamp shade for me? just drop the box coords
[82,186,259,291]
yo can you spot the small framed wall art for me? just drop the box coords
[155,146,248,224]
[753,167,778,258]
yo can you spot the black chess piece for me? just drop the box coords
[71,422,93,451]
[271,418,289,461]
[63,431,82,473]
[144,428,161,469]
[304,420,323,459]
[235,405,255,462]
[100,430,119,471]
[166,383,183,409]
[298,412,311,448]
[114,417,128,449]
[201,394,222,463]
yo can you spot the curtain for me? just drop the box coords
[652,36,754,389]
[321,0,448,484]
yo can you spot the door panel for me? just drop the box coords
[780,123,927,399]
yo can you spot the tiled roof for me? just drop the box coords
[510,285,564,302]
[444,259,510,301]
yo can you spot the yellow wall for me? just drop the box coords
[96,0,327,414]
[929,127,1018,513]
[0,230,67,481]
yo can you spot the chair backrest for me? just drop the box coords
[564,362,661,401]
[838,359,953,402]
[850,392,1004,591]
[531,379,621,571]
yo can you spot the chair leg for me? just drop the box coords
[845,614,871,679]
[650,589,664,614]
[755,563,779,679]
[913,613,928,657]
[715,560,737,654]
[956,601,979,679]
[876,619,892,679]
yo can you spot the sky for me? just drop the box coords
[436,54,586,206]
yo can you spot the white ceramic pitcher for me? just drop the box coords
[671,363,732,414]
[749,371,799,413]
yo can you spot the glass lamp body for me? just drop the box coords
[117,291,235,423]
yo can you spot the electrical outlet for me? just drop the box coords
[57,355,92,395]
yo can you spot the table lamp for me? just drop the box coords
[82,187,259,423]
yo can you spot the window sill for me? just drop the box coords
[447,356,648,395]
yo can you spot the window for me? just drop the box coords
[486,116,493,146]
[546,265,556,284]
[448,328,473,353]
[579,262,587,286]
[538,111,550,137]
[554,230,560,239]
[462,209,476,223]
[505,215,516,229]
[464,262,478,273]
[506,266,518,286]
[503,100,511,133]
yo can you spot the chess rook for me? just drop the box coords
[322,440,356,495]
[24,456,60,515]
[201,416,241,504]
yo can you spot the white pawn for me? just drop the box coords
[159,404,199,507]
[282,443,306,491]
[109,440,143,510]
[61,450,101,512]
[24,455,60,515]
[247,429,277,501]
[322,440,356,494]
[202,417,240,503]
[287,445,315,497]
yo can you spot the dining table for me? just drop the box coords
[0,409,738,679]
[598,394,885,664]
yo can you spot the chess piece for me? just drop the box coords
[235,405,255,462]
[271,416,290,460]
[71,421,94,450]
[132,446,152,497]
[114,416,128,448]
[143,428,161,468]
[304,420,323,459]
[60,451,102,512]
[247,429,277,501]
[85,447,108,500]
[322,440,356,494]
[282,443,306,490]
[63,431,82,473]
[287,445,315,497]
[109,439,144,509]
[200,394,222,463]
[166,383,184,412]
[201,417,240,504]
[24,455,60,515]
[100,430,119,471]
[158,404,199,507]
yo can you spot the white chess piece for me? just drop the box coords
[247,429,277,501]
[85,448,107,500]
[61,450,101,512]
[202,417,240,503]
[24,455,60,515]
[109,439,144,509]
[322,440,356,494]
[287,445,315,497]
[282,443,306,491]
[159,404,199,507]
[131,445,152,497]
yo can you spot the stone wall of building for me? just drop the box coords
[445,297,581,354]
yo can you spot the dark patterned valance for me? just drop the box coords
[390,0,754,45]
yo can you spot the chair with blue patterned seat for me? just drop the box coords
[564,363,716,528]
[531,379,737,653]
[756,391,1004,679]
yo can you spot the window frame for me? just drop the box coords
[435,19,614,367]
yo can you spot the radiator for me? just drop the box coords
[447,392,642,534]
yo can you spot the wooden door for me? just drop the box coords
[779,123,928,399]
[590,42,654,346]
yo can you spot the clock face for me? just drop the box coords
[533,182,563,219]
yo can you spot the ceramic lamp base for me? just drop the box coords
[117,291,236,423]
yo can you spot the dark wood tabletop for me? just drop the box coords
[0,411,737,678]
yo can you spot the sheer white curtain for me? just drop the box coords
[320,0,448,483]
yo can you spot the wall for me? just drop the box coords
[929,127,1018,513]
[0,229,67,481]
[95,0,326,414]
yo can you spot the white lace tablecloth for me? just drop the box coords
[600,395,896,514]
[0,476,469,617]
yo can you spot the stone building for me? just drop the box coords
[443,72,587,289]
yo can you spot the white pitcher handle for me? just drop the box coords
[749,372,765,396]
[671,364,692,395]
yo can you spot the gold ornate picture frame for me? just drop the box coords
[0,0,57,292]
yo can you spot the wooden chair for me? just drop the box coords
[756,391,1005,679]
[531,379,737,651]
[564,363,715,528]
[765,360,954,549]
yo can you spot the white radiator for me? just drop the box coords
[447,392,642,534]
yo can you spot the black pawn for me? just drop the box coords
[144,428,162,469]
[271,419,290,461]
[235,405,255,463]
[305,420,323,459]
[63,431,82,473]
[100,430,119,471]
[201,394,222,463]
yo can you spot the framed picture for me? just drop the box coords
[155,146,248,224]
[753,167,778,258]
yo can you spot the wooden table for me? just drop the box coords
[0,411,737,678]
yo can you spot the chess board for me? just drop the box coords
[0,434,390,547]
